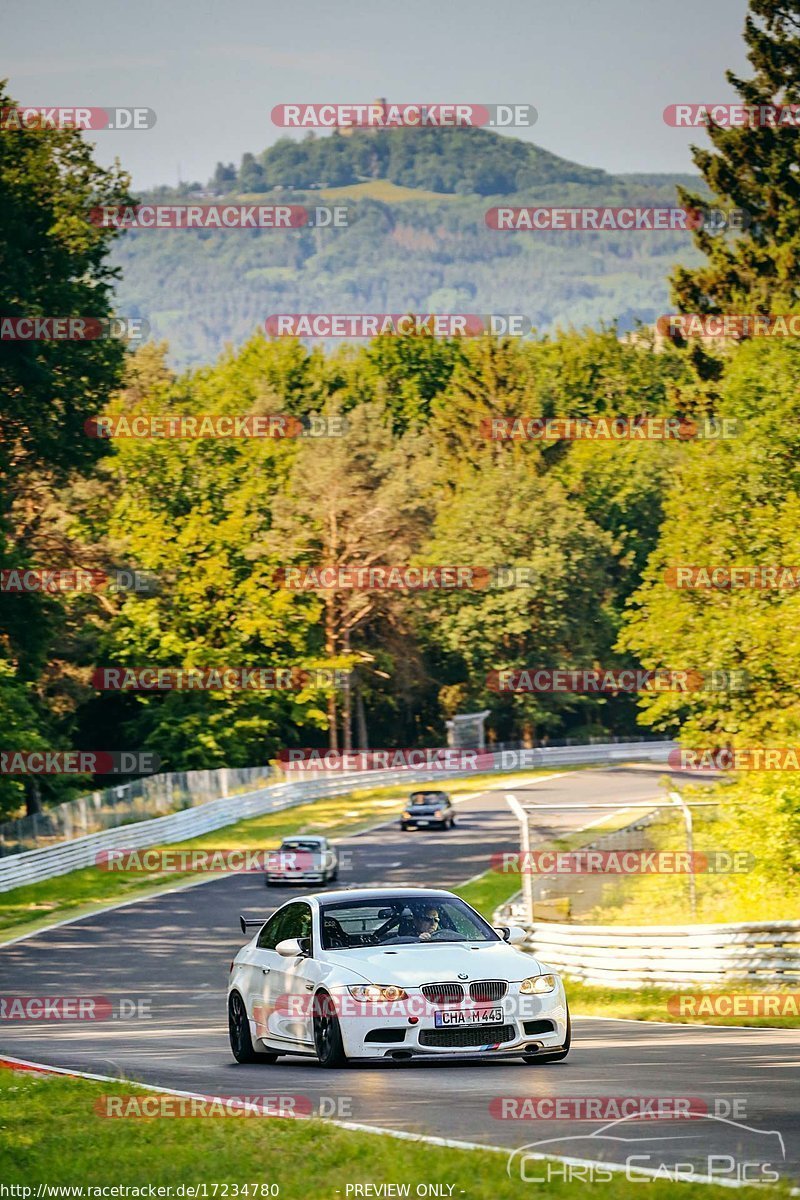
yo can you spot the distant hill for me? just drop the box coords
[215,126,611,196]
[113,128,705,367]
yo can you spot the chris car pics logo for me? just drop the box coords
[507,1112,785,1185]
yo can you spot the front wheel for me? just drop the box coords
[313,991,348,1068]
[228,991,279,1064]
[522,1006,571,1064]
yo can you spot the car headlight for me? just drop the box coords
[402,811,411,818]
[520,974,557,994]
[434,810,445,819]
[347,985,408,1002]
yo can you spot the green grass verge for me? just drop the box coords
[0,769,555,942]
[564,981,800,1029]
[1,1067,790,1197]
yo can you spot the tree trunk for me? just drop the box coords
[355,676,369,750]
[342,630,352,752]
[24,776,43,816]
[325,593,338,751]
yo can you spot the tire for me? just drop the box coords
[313,991,348,1068]
[522,1006,571,1064]
[400,823,409,831]
[228,991,279,1064]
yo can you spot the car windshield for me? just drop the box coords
[281,840,322,852]
[319,896,499,950]
[410,793,445,806]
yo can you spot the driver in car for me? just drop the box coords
[412,905,441,941]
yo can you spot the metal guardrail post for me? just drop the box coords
[669,789,697,920]
[505,793,534,924]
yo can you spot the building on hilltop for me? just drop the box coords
[334,99,388,138]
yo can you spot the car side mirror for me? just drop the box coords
[276,937,309,958]
[494,924,527,944]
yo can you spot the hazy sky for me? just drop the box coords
[5,0,751,190]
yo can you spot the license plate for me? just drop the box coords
[434,1006,504,1027]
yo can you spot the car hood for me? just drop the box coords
[322,940,543,985]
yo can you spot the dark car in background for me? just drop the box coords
[400,790,455,831]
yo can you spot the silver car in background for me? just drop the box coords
[265,835,339,886]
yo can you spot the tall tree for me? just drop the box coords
[0,82,132,815]
[420,460,615,744]
[671,1,800,314]
[271,400,433,750]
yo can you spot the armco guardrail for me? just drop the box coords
[0,764,275,857]
[491,914,800,987]
[0,740,675,894]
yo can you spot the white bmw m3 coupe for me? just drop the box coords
[228,887,570,1067]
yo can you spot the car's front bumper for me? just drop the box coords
[266,872,326,884]
[329,985,568,1059]
[401,818,448,828]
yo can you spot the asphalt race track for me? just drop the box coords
[1,766,797,1183]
